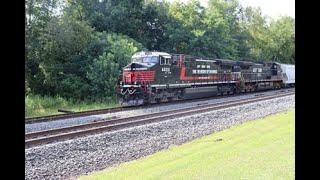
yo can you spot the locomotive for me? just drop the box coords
[117,51,295,106]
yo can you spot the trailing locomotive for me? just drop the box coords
[117,51,295,106]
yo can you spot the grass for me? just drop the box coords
[25,94,119,118]
[79,108,295,180]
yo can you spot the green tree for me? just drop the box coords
[201,0,243,59]
[88,32,145,69]
[25,0,62,95]
[240,7,269,61]
[164,0,204,55]
[37,16,94,95]
[25,0,295,103]
[268,16,295,63]
[140,0,171,50]
[240,7,295,63]
[59,74,91,100]
[87,52,119,101]
[68,0,145,39]
[86,32,145,100]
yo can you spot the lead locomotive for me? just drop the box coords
[117,51,295,106]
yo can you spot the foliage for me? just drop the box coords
[87,52,119,101]
[240,7,295,63]
[140,0,171,50]
[59,74,90,100]
[25,0,295,102]
[86,32,144,101]
[25,94,119,118]
[165,0,204,55]
[268,17,295,63]
[26,0,144,100]
[68,0,145,38]
[26,0,60,95]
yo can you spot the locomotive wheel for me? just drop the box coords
[177,89,185,100]
[161,96,168,102]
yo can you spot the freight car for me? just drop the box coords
[277,63,295,87]
[117,51,294,106]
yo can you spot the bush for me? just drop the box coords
[87,52,119,101]
[86,32,145,101]
[25,94,69,117]
[25,94,120,117]
[58,74,90,100]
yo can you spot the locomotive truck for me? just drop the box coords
[117,51,295,106]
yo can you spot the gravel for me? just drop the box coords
[25,94,295,180]
[25,89,293,133]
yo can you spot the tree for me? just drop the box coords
[140,0,171,50]
[268,16,295,63]
[67,0,145,39]
[240,6,271,61]
[87,52,119,101]
[25,0,295,102]
[25,0,63,95]
[240,7,295,63]
[87,32,145,100]
[35,16,94,96]
[201,0,244,59]
[164,0,205,55]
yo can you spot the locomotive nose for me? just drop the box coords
[123,63,148,84]
[122,64,155,84]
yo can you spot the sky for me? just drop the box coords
[239,0,295,19]
[168,0,295,19]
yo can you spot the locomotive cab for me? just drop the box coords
[119,51,172,105]
[122,52,166,85]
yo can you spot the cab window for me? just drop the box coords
[132,56,159,64]
[165,58,170,65]
[160,56,171,65]
[160,56,165,65]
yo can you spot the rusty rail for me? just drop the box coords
[25,88,294,124]
[25,91,294,149]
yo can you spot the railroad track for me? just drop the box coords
[25,90,294,149]
[25,88,295,124]
[25,106,128,124]
[25,96,236,124]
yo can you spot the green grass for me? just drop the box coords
[79,109,295,180]
[25,94,119,118]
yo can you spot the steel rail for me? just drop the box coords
[25,91,294,149]
[25,88,294,124]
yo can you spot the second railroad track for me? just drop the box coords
[25,90,294,149]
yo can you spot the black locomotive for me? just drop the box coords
[117,51,295,106]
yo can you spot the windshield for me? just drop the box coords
[132,56,159,64]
